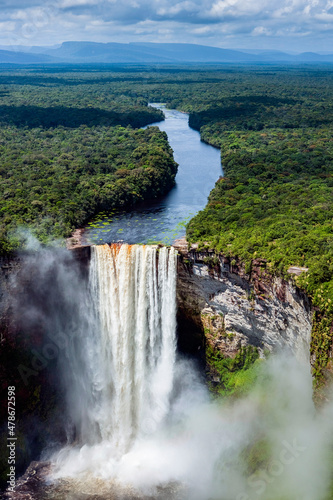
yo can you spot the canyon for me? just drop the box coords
[0,239,315,498]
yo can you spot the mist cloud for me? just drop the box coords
[50,354,333,500]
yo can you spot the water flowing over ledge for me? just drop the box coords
[90,244,177,451]
[53,244,179,475]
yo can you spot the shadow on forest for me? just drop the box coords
[0,74,154,87]
[0,105,163,129]
[0,74,227,87]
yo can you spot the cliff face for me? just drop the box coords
[176,246,313,365]
[0,249,89,493]
[72,244,313,367]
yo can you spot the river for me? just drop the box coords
[85,104,222,245]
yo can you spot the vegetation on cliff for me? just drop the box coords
[206,344,261,396]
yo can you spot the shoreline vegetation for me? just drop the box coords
[179,72,333,384]
[0,77,178,254]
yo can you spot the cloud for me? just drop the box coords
[0,0,332,51]
[59,0,101,6]
[315,11,333,20]
[252,26,272,36]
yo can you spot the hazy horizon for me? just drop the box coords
[0,40,332,56]
[1,1,333,54]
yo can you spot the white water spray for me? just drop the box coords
[68,244,177,454]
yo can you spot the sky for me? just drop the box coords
[1,0,333,53]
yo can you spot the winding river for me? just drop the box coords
[86,104,223,245]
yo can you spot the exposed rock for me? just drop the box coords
[287,266,309,276]
[66,228,89,250]
[176,249,313,363]
[4,461,184,500]
[3,461,52,500]
[0,252,75,494]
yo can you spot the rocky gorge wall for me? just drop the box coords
[0,248,89,493]
[175,242,313,374]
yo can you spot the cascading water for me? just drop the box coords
[88,243,177,453]
[57,243,178,462]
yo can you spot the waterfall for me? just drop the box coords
[50,244,330,500]
[73,243,177,455]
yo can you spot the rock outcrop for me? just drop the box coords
[175,241,313,364]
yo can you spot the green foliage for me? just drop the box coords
[0,72,177,253]
[241,438,272,477]
[203,255,220,267]
[0,72,164,129]
[310,312,333,384]
[206,344,261,396]
[0,124,177,252]
[187,128,333,274]
[0,104,163,129]
[177,67,333,382]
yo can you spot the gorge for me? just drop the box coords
[2,241,330,500]
[1,102,332,499]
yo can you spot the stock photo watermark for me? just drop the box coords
[6,386,16,492]
[6,3,59,48]
[237,438,307,500]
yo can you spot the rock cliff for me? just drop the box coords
[175,242,313,367]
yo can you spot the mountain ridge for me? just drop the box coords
[0,41,333,64]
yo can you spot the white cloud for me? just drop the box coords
[208,0,262,18]
[315,11,333,20]
[10,9,29,20]
[252,25,272,36]
[191,25,213,34]
[59,0,100,7]
[0,21,16,32]
[157,1,198,17]
[0,0,332,52]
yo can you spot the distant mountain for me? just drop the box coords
[0,49,56,64]
[1,42,333,65]
[40,42,261,63]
